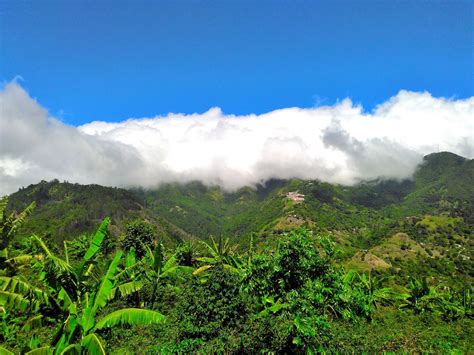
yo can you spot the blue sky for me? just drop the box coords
[1,0,472,125]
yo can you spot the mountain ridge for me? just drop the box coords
[4,152,473,285]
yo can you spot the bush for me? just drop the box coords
[243,228,373,352]
[175,242,196,266]
[174,264,249,341]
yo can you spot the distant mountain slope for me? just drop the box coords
[382,152,474,222]
[7,180,193,245]
[134,179,287,245]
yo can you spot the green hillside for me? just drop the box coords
[1,152,473,353]
[7,180,193,246]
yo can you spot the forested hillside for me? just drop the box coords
[7,152,473,285]
[1,152,472,353]
[7,181,193,246]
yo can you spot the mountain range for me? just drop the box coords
[6,151,473,286]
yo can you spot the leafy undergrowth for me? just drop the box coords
[105,312,473,354]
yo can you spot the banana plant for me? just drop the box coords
[0,196,35,251]
[110,248,144,303]
[400,277,467,320]
[28,218,167,354]
[143,242,194,308]
[193,235,244,276]
[112,241,194,308]
[347,271,408,309]
[0,275,49,314]
[51,251,166,354]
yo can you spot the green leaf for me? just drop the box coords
[7,201,35,238]
[82,333,106,355]
[292,336,304,346]
[0,276,48,305]
[0,346,14,355]
[0,290,29,311]
[199,239,219,259]
[53,314,79,354]
[94,308,166,330]
[33,235,73,277]
[162,255,177,273]
[57,288,76,314]
[22,315,43,331]
[111,280,144,299]
[153,242,163,275]
[6,254,33,266]
[84,217,110,261]
[82,251,122,333]
[24,346,52,355]
[196,257,216,264]
[125,249,136,268]
[91,251,122,313]
[59,344,81,355]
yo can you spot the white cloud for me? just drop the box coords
[0,82,473,195]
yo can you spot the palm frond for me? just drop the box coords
[33,235,72,275]
[6,254,33,267]
[59,343,81,355]
[24,346,52,355]
[0,346,14,355]
[82,333,106,355]
[7,201,36,238]
[83,217,110,261]
[0,290,29,311]
[94,308,166,330]
[22,315,44,331]
[0,276,48,304]
[91,251,122,313]
[110,280,144,299]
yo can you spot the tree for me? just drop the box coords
[175,264,248,342]
[121,220,155,258]
[243,228,375,352]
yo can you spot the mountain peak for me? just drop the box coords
[423,151,467,164]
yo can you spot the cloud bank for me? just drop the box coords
[1,82,473,195]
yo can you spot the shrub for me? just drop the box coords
[174,264,249,341]
[175,242,196,266]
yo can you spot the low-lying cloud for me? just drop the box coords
[1,82,473,195]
